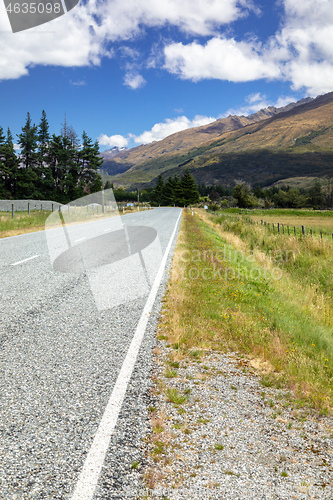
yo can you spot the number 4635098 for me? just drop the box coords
[5,3,61,14]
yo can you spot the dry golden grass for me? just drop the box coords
[158,209,333,413]
[250,214,333,232]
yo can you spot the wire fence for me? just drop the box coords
[218,213,333,240]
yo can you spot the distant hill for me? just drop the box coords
[103,92,333,188]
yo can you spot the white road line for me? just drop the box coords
[11,255,40,266]
[71,210,182,500]
[103,229,112,233]
[74,237,86,243]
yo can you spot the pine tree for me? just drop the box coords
[17,112,38,170]
[179,169,200,205]
[152,174,164,205]
[60,115,79,149]
[37,110,50,169]
[47,134,74,202]
[0,126,7,197]
[162,176,177,205]
[5,128,20,197]
[78,131,103,194]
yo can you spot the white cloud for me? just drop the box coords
[98,134,129,148]
[99,114,216,148]
[222,92,270,117]
[222,92,300,118]
[164,37,280,82]
[160,0,333,94]
[123,72,146,89]
[70,80,86,86]
[1,0,333,96]
[133,114,215,144]
[0,0,253,81]
[269,0,333,94]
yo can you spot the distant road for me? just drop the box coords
[0,207,181,499]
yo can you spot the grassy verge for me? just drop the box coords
[158,209,333,414]
[0,206,146,238]
[0,210,52,238]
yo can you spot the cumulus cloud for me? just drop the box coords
[269,0,333,94]
[0,0,253,81]
[222,92,302,118]
[133,115,215,144]
[162,0,333,94]
[164,37,280,82]
[99,114,216,148]
[98,134,129,148]
[222,93,270,117]
[1,0,333,95]
[123,72,146,89]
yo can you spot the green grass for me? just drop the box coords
[159,209,333,413]
[165,388,188,405]
[0,205,147,239]
[0,210,51,237]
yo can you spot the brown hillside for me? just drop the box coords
[102,98,312,172]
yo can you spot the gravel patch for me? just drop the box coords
[142,345,333,499]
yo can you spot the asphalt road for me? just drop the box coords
[0,207,181,499]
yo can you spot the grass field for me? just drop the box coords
[0,206,145,238]
[0,210,52,238]
[159,208,333,414]
[222,208,333,237]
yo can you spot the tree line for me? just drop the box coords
[0,111,102,203]
[150,170,200,206]
[200,180,333,209]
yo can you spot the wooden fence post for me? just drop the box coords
[302,225,305,235]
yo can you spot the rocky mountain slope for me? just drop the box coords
[102,92,333,188]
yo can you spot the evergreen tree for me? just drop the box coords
[61,115,79,149]
[162,176,177,205]
[47,134,74,202]
[0,126,7,197]
[3,128,20,197]
[17,112,38,169]
[179,169,200,205]
[151,174,164,205]
[78,131,103,194]
[173,176,183,206]
[37,110,50,168]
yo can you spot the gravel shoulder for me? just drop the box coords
[141,344,333,499]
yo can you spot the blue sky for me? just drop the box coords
[0,0,332,151]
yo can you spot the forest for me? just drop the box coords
[0,111,102,203]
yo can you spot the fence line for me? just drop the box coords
[0,199,62,213]
[219,213,333,240]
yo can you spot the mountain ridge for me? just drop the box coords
[101,92,333,187]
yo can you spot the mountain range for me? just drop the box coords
[101,92,333,189]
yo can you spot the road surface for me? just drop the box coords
[0,207,181,499]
